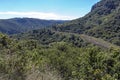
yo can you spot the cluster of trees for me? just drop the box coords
[15,29,88,47]
[0,33,120,80]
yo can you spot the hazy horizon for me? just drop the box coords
[0,0,100,20]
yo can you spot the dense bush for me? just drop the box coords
[0,33,120,80]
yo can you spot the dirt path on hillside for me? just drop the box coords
[54,31,120,49]
[80,34,120,49]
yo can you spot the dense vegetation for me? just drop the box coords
[0,18,67,34]
[0,0,120,80]
[0,33,120,80]
[14,29,89,47]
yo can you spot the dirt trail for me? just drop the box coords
[80,34,120,49]
[53,31,120,49]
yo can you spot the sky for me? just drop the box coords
[0,0,100,20]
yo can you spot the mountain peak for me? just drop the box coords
[91,0,120,15]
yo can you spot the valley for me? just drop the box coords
[0,0,120,80]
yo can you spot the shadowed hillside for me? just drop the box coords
[53,0,120,46]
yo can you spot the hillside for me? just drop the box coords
[15,29,120,49]
[0,0,120,80]
[0,18,67,34]
[1,31,120,80]
[53,0,120,46]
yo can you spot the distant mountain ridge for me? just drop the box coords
[0,18,67,34]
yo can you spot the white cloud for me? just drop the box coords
[0,11,77,20]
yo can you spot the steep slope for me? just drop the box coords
[0,18,67,34]
[53,0,120,46]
